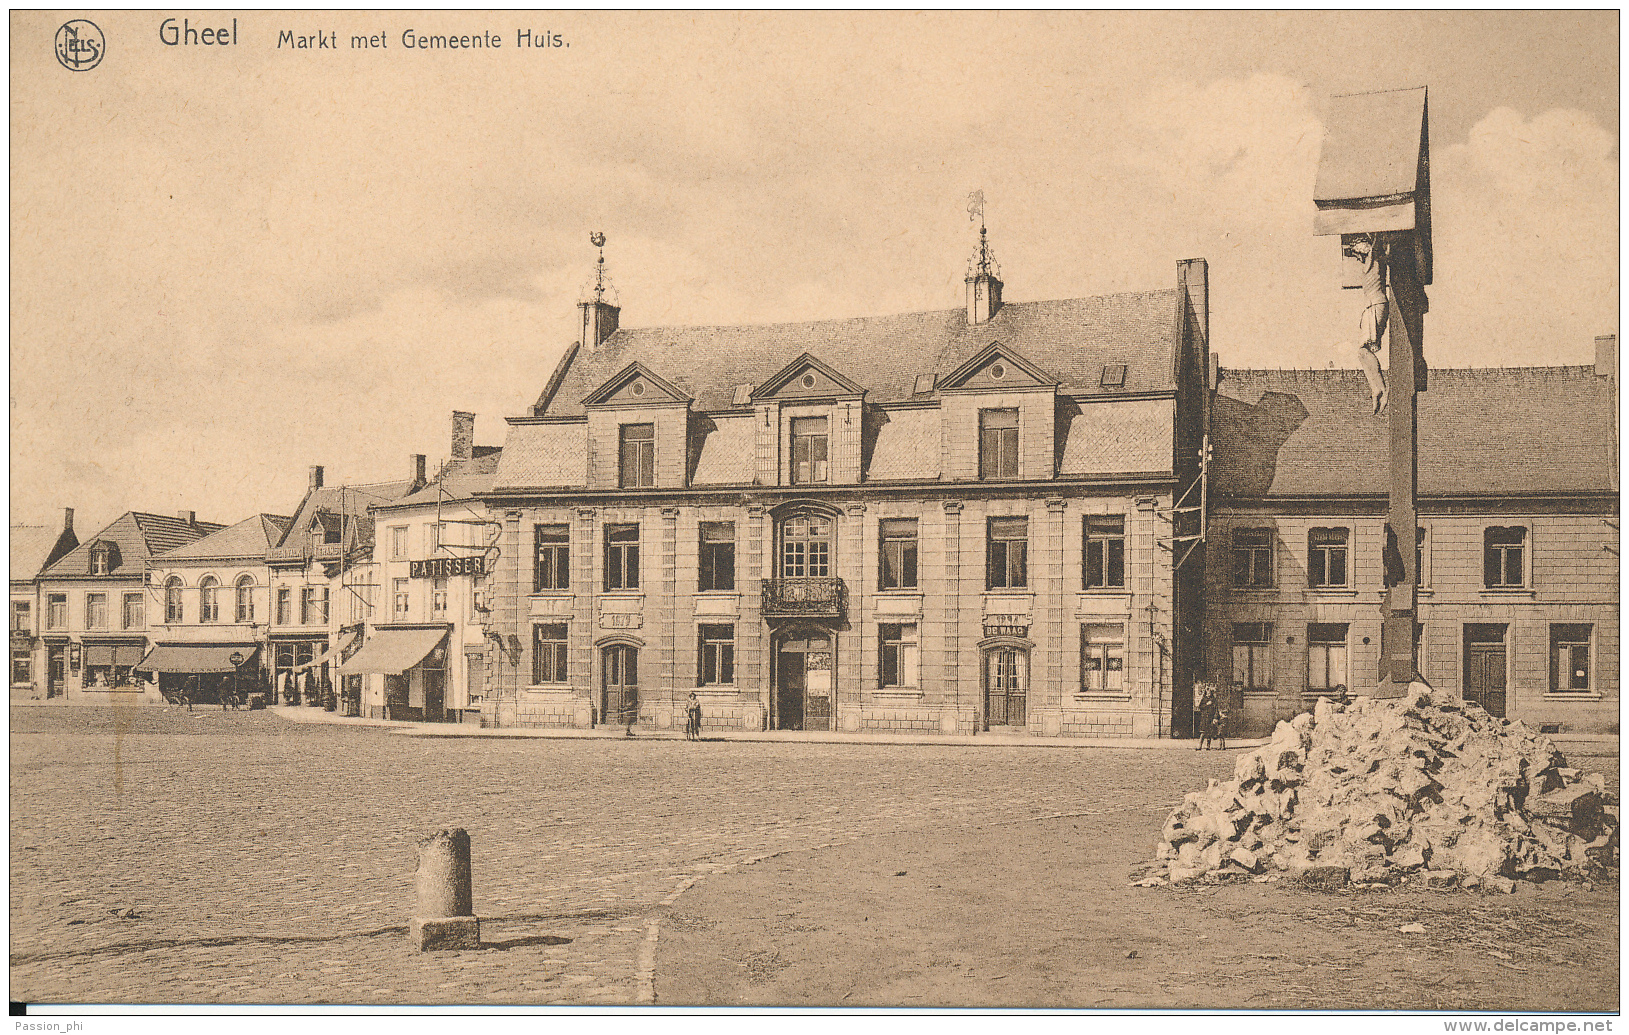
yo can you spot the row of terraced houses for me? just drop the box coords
[11,245,1619,737]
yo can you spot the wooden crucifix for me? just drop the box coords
[1313,86,1432,696]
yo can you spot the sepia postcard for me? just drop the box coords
[9,10,1620,1024]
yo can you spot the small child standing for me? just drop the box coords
[1211,704,1230,751]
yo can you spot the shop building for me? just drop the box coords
[478,243,1211,736]
[35,510,223,703]
[10,509,79,700]
[1204,340,1618,736]
[346,412,502,722]
[140,513,291,703]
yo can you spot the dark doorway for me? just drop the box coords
[601,645,639,726]
[776,633,832,731]
[984,647,1028,728]
[1464,624,1508,718]
[47,646,66,698]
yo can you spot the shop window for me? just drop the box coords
[1308,527,1349,588]
[11,601,30,635]
[1232,528,1273,588]
[276,587,292,625]
[532,623,568,684]
[1484,526,1527,588]
[1550,624,1593,692]
[301,585,329,625]
[164,579,184,624]
[791,417,829,484]
[1084,515,1126,589]
[605,524,641,590]
[619,423,656,488]
[879,623,919,688]
[533,524,570,592]
[779,515,831,578]
[123,593,143,630]
[1081,623,1126,692]
[986,516,1028,589]
[699,624,735,686]
[393,579,410,617]
[699,522,736,592]
[12,651,31,685]
[47,594,67,630]
[979,408,1019,480]
[879,518,919,590]
[199,577,220,623]
[85,593,107,630]
[1231,622,1273,691]
[1306,623,1349,694]
[431,578,448,617]
[235,576,255,623]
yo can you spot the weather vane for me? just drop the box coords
[589,231,608,301]
[965,190,996,278]
[966,189,986,230]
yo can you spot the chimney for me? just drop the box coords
[178,510,196,525]
[62,507,74,533]
[1179,258,1210,352]
[1595,335,1616,379]
[965,223,1004,325]
[411,453,428,490]
[309,465,325,490]
[451,412,475,461]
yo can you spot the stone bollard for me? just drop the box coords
[410,828,480,951]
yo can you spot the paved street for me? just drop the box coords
[11,704,1240,1006]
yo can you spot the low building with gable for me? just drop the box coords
[10,509,79,700]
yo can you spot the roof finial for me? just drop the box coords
[589,231,608,303]
[965,190,999,279]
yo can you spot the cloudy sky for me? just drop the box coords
[10,11,1619,538]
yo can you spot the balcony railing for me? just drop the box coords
[762,577,846,619]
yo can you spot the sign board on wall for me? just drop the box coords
[409,556,485,579]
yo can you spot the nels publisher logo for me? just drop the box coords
[55,19,105,71]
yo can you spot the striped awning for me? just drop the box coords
[136,643,258,674]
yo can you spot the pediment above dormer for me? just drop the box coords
[938,341,1061,393]
[750,353,866,402]
[582,362,693,408]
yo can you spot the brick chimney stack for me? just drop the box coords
[62,507,74,533]
[309,465,324,490]
[451,412,475,461]
[411,454,428,491]
[178,510,196,525]
[1595,335,1616,379]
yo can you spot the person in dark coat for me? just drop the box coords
[685,692,703,741]
[1196,687,1217,750]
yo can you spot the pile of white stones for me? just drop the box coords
[1137,686,1618,892]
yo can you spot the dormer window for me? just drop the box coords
[791,417,829,484]
[89,544,112,576]
[619,423,656,488]
[979,409,1019,480]
[1100,364,1127,388]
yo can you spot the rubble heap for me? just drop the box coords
[1143,686,1618,891]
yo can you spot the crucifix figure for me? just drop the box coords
[1345,232,1390,414]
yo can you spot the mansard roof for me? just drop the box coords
[1210,366,1617,499]
[534,290,1182,417]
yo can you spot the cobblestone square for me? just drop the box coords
[12,705,1243,1005]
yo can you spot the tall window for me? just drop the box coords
[605,524,641,590]
[85,593,107,630]
[1306,623,1348,693]
[393,578,410,617]
[533,623,568,684]
[699,624,735,686]
[431,578,449,617]
[350,580,375,623]
[699,523,735,592]
[1084,516,1126,589]
[1484,526,1527,588]
[534,524,570,592]
[390,526,409,559]
[199,577,220,623]
[791,417,829,484]
[123,592,144,630]
[619,423,656,488]
[301,585,329,625]
[10,601,30,635]
[780,515,831,578]
[47,594,67,630]
[1308,527,1349,588]
[879,519,918,590]
[1232,528,1273,588]
[1551,624,1592,692]
[12,651,31,685]
[979,408,1020,479]
[275,587,292,625]
[164,578,184,623]
[1416,526,1429,587]
[879,623,919,688]
[235,576,255,623]
[1231,622,1273,691]
[987,516,1028,589]
[1081,623,1126,692]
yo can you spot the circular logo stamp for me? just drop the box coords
[55,19,105,71]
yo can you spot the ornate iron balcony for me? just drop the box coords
[762,577,846,619]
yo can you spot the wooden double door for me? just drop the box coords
[984,647,1028,728]
[1463,625,1507,719]
[601,644,639,726]
[776,633,832,731]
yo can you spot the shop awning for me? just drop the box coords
[87,643,153,667]
[339,628,447,675]
[291,632,358,672]
[136,643,259,674]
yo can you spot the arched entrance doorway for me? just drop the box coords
[601,643,639,726]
